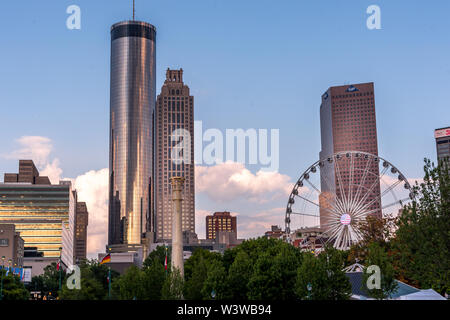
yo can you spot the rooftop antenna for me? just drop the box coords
[133,0,135,20]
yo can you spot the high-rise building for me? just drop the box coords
[0,160,76,267]
[206,211,236,240]
[109,20,156,246]
[74,202,88,262]
[155,69,195,241]
[319,83,381,228]
[435,127,450,164]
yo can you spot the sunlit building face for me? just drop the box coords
[319,83,381,227]
[0,182,75,267]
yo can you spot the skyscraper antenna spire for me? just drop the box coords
[133,0,135,20]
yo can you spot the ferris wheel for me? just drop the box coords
[285,151,415,250]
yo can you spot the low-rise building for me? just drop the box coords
[0,224,24,267]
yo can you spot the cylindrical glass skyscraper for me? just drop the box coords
[109,21,156,245]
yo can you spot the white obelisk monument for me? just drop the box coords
[170,177,185,277]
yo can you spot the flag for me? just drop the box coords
[100,254,111,265]
[56,260,60,271]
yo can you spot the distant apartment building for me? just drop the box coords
[0,160,76,268]
[264,225,284,239]
[435,127,450,164]
[0,224,24,267]
[74,202,89,262]
[206,211,237,240]
[319,83,381,228]
[155,69,195,241]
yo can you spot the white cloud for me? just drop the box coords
[236,207,285,239]
[195,162,293,203]
[73,168,109,259]
[40,159,63,184]
[4,136,53,167]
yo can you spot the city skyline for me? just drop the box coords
[1,1,449,258]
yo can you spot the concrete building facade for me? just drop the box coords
[0,224,24,267]
[74,202,88,263]
[435,127,450,164]
[206,211,237,240]
[155,69,195,241]
[319,83,381,228]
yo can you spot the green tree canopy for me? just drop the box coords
[362,242,397,300]
[1,271,29,300]
[391,159,449,296]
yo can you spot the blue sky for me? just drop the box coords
[1,1,449,252]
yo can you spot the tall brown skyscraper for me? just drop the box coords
[155,69,195,241]
[319,82,381,228]
[74,202,89,262]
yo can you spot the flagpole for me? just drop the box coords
[58,247,62,293]
[165,243,168,276]
[0,256,5,301]
[108,267,111,299]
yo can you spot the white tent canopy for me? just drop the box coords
[398,289,446,300]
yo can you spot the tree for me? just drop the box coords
[201,259,227,300]
[30,262,66,299]
[61,260,118,300]
[317,246,352,300]
[295,247,351,300]
[143,245,171,270]
[295,253,329,300]
[113,265,145,300]
[142,259,166,300]
[0,271,29,300]
[225,250,252,299]
[391,159,449,296]
[348,214,395,264]
[247,252,281,300]
[161,268,184,300]
[184,255,208,299]
[362,242,397,300]
[183,248,222,300]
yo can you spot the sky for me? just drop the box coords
[1,0,449,258]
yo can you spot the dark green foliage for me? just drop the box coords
[29,262,66,299]
[295,247,351,300]
[61,260,119,300]
[391,159,450,296]
[1,270,29,300]
[201,259,227,300]
[161,268,184,300]
[362,242,397,300]
[224,250,252,300]
[143,245,171,269]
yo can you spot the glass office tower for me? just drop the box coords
[0,161,75,267]
[109,21,156,246]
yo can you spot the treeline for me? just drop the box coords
[1,158,448,300]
